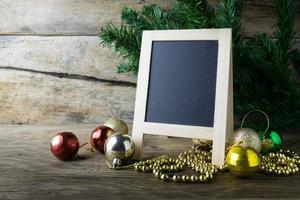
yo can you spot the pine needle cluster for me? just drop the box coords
[100,0,300,131]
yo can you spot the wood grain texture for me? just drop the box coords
[0,71,136,124]
[0,0,174,36]
[240,0,300,38]
[0,36,135,83]
[0,0,299,38]
[0,125,299,200]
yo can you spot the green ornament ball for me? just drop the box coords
[258,131,282,154]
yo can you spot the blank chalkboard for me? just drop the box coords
[145,41,219,127]
[132,29,233,166]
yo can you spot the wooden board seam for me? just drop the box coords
[0,66,137,87]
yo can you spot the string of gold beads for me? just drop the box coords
[259,149,300,176]
[133,146,226,183]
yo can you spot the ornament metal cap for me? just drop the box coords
[112,158,122,169]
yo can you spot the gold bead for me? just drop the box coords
[160,174,169,181]
[172,175,180,182]
[169,165,175,171]
[154,171,161,178]
[134,165,139,171]
[142,166,149,172]
[137,166,143,172]
[190,175,198,182]
[146,160,152,164]
[162,165,169,171]
[181,175,189,182]
[199,175,204,182]
[176,164,183,169]
[269,153,275,158]
[276,169,282,175]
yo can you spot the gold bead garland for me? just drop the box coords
[259,149,300,176]
[113,142,299,182]
[132,145,227,183]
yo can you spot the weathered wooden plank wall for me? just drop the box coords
[0,0,299,125]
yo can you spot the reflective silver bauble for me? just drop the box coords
[229,128,262,153]
[104,133,135,168]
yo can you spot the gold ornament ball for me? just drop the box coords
[103,118,129,135]
[229,128,262,153]
[225,145,261,177]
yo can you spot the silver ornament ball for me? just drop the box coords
[104,133,135,168]
[229,128,262,153]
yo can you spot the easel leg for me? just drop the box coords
[132,133,144,160]
[212,138,226,166]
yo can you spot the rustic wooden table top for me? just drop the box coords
[1,125,300,200]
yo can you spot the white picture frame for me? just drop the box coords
[132,29,233,166]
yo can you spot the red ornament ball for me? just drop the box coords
[90,126,114,153]
[50,132,79,161]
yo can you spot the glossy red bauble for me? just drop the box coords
[90,126,114,153]
[50,132,79,161]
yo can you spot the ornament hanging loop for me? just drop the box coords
[240,109,270,137]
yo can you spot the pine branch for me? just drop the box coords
[121,7,149,30]
[272,0,298,98]
[215,0,246,119]
[100,22,141,58]
[122,5,181,31]
[140,5,181,29]
[117,56,139,74]
[274,0,296,64]
[242,22,300,129]
[291,49,300,75]
[175,0,216,28]
[216,0,243,46]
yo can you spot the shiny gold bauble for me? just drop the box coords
[229,128,262,153]
[103,118,128,135]
[225,145,261,177]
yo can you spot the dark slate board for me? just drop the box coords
[145,40,218,127]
